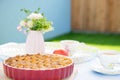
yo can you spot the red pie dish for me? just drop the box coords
[3,54,74,80]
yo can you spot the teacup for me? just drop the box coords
[98,50,120,69]
[60,40,80,55]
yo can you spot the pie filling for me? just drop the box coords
[5,54,72,69]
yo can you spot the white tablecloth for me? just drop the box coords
[0,42,98,63]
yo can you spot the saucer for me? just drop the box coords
[91,63,120,75]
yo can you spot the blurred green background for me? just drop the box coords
[48,32,120,51]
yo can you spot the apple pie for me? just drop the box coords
[5,54,72,69]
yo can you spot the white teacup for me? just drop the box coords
[60,40,80,55]
[98,50,120,69]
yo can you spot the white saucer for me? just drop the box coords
[91,63,120,75]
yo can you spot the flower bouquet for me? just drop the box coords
[17,8,53,33]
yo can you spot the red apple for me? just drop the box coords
[53,49,69,56]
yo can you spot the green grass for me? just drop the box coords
[47,32,120,51]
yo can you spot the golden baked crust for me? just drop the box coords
[5,54,72,69]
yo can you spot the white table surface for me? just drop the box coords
[0,42,120,80]
[74,59,120,80]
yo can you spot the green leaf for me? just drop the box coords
[21,8,31,15]
[38,8,40,12]
[34,8,41,13]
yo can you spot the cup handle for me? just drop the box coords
[117,56,120,64]
[118,59,120,64]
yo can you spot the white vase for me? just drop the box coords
[25,30,45,54]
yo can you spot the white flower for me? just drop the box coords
[17,26,22,31]
[27,20,33,28]
[20,20,26,26]
[27,13,43,20]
